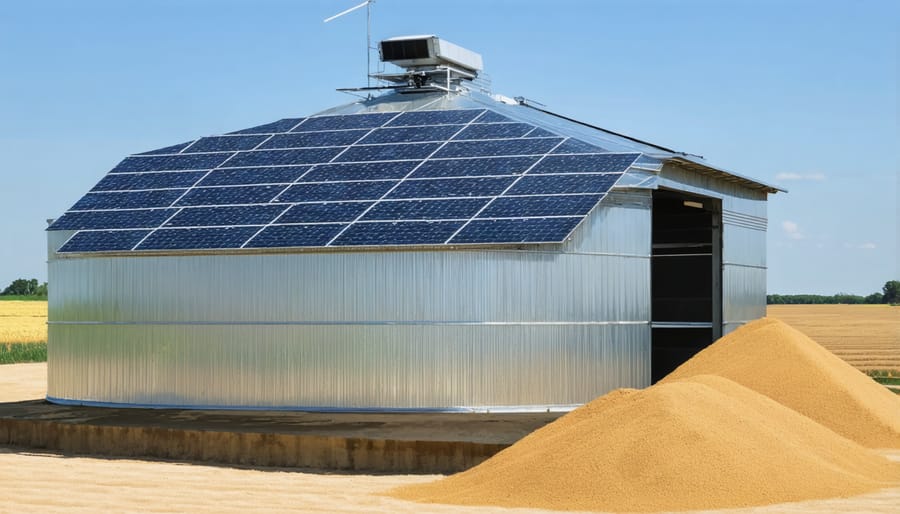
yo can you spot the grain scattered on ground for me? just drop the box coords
[663,317,900,448]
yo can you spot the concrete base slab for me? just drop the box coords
[0,400,560,473]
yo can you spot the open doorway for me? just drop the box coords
[651,189,722,383]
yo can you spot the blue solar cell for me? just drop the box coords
[332,221,464,246]
[59,230,151,252]
[453,123,534,140]
[474,110,514,123]
[48,209,175,230]
[508,173,621,195]
[363,198,489,220]
[136,141,193,155]
[260,130,369,149]
[551,138,607,154]
[388,109,484,127]
[165,205,288,227]
[229,118,304,134]
[92,171,206,191]
[524,127,557,138]
[302,161,419,182]
[176,185,285,206]
[529,153,639,174]
[360,125,461,144]
[434,138,563,158]
[450,217,582,244]
[335,143,440,162]
[224,147,344,167]
[183,135,269,153]
[72,189,185,210]
[198,166,310,186]
[111,153,233,173]
[275,202,372,223]
[137,226,260,250]
[479,194,603,218]
[277,181,396,202]
[292,113,396,132]
[411,156,539,178]
[387,177,515,199]
[245,224,346,248]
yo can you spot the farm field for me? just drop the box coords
[0,300,47,344]
[767,305,899,371]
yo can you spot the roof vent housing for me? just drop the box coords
[379,35,483,74]
[372,35,485,92]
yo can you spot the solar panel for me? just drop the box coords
[363,198,488,220]
[292,112,396,132]
[434,138,563,158]
[450,217,583,244]
[197,166,310,186]
[276,180,397,202]
[165,205,287,227]
[50,209,176,230]
[245,223,345,248]
[387,177,515,199]
[92,171,206,191]
[411,156,539,178]
[276,202,372,223]
[137,227,260,250]
[60,230,151,252]
[479,194,603,218]
[176,185,284,206]
[261,130,369,149]
[333,221,464,246]
[183,135,269,153]
[112,153,232,173]
[453,123,534,140]
[52,107,641,251]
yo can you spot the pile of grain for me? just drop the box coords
[390,374,900,512]
[390,317,900,511]
[663,317,900,448]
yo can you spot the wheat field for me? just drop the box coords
[768,304,899,371]
[0,301,47,343]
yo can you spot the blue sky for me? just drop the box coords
[1,0,896,295]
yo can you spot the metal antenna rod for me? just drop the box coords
[323,0,375,89]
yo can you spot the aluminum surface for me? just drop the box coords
[48,195,652,410]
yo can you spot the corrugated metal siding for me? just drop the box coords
[48,323,649,409]
[47,197,653,410]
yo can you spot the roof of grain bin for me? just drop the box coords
[48,36,781,254]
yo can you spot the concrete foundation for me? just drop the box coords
[0,400,559,473]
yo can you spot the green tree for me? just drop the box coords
[884,280,900,304]
[0,278,47,296]
[865,292,884,304]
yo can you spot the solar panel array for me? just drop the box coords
[51,108,640,252]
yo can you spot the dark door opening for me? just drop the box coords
[651,190,722,383]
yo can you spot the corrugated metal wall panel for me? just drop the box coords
[48,323,649,410]
[50,251,649,324]
[722,265,767,328]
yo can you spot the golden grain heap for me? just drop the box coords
[389,318,900,512]
[0,301,47,343]
[663,317,900,448]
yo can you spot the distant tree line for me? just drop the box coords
[0,278,48,297]
[768,280,899,305]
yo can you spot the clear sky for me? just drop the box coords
[1,0,896,295]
